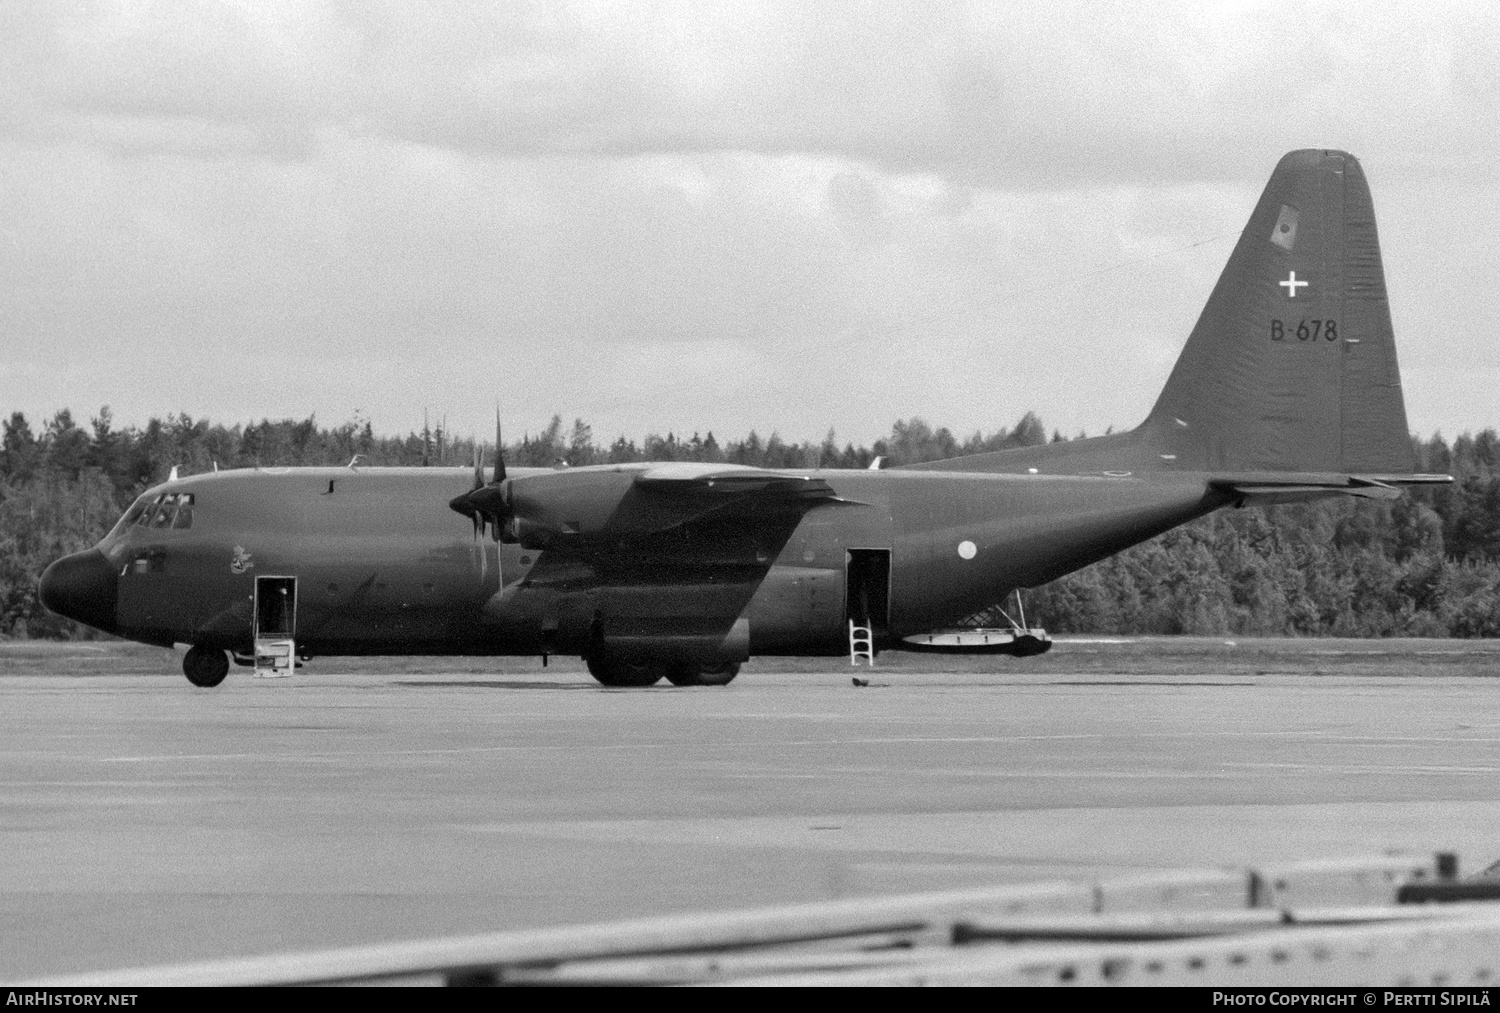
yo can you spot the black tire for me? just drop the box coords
[613,656,663,687]
[586,654,663,687]
[695,661,740,686]
[183,645,230,687]
[663,660,701,687]
[663,660,741,687]
[586,655,623,686]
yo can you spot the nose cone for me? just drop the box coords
[39,549,119,633]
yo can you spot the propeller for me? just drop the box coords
[449,412,512,581]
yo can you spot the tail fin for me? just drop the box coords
[1145,148,1413,473]
[913,149,1420,477]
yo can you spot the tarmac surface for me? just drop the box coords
[4,639,1500,980]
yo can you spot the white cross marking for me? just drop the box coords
[1279,270,1308,298]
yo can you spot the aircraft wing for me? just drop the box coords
[634,463,848,502]
[503,464,852,550]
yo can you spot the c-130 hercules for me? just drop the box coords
[40,149,1450,687]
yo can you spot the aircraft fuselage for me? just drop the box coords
[70,464,1225,660]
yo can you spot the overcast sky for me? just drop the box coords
[2,1,1497,449]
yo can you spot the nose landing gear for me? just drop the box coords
[183,644,230,687]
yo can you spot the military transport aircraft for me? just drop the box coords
[39,149,1450,688]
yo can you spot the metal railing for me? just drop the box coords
[27,852,1500,987]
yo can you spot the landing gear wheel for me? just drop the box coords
[183,645,230,687]
[663,660,741,687]
[613,656,663,687]
[663,660,700,687]
[586,655,623,686]
[586,654,664,687]
[695,661,740,686]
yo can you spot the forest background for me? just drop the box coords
[2,407,1497,639]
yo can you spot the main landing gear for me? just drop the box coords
[183,644,230,688]
[586,653,740,688]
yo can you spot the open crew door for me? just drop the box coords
[253,576,297,677]
[845,549,890,665]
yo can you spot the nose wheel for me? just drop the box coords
[183,645,230,687]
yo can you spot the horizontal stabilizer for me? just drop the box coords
[1210,471,1451,505]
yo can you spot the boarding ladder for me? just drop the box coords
[848,620,874,667]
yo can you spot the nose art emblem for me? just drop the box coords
[230,546,255,574]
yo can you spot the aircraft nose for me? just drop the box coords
[38,549,119,633]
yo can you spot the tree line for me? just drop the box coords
[2,407,1496,639]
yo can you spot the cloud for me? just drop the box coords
[6,2,1497,183]
[1,1,1497,446]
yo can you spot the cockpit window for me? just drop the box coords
[107,498,149,539]
[123,493,195,532]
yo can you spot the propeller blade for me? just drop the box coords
[452,411,513,577]
[494,409,507,484]
[477,527,488,581]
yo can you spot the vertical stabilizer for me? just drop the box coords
[1145,149,1413,474]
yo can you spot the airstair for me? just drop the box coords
[848,619,874,666]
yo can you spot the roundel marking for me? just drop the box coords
[957,540,977,560]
